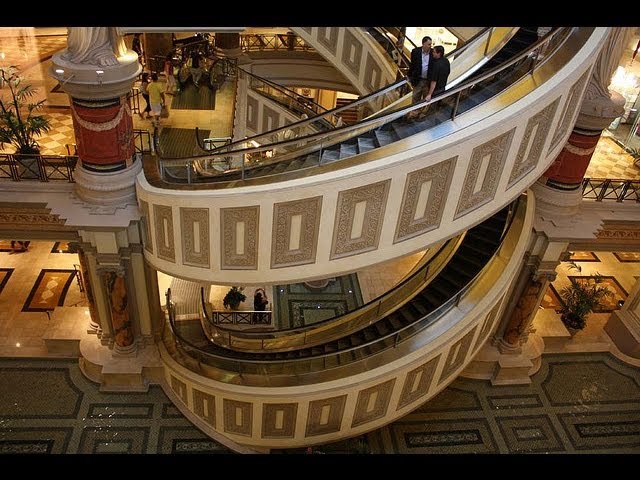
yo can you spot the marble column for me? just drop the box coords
[74,245,101,333]
[103,268,136,355]
[499,271,555,351]
[49,27,143,206]
[532,28,630,217]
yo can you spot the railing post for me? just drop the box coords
[618,180,630,202]
[597,179,610,202]
[483,27,493,56]
[451,91,462,121]
[186,162,192,184]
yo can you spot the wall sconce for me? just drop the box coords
[54,68,76,86]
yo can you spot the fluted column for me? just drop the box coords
[533,28,630,217]
[49,27,142,206]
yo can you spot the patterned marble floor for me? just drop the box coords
[1,353,637,454]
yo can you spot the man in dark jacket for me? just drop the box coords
[408,36,433,104]
[424,45,450,102]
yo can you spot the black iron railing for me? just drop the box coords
[0,130,153,183]
[582,178,640,202]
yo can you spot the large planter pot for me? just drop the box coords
[561,313,585,335]
[14,153,41,180]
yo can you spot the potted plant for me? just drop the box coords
[0,66,51,178]
[558,268,612,333]
[223,286,246,310]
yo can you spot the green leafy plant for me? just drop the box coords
[627,147,640,167]
[558,262,612,331]
[0,66,51,155]
[223,286,246,310]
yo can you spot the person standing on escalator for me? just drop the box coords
[408,36,433,105]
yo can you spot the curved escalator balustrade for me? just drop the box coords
[159,192,535,450]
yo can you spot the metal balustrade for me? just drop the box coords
[582,178,640,202]
[0,130,153,182]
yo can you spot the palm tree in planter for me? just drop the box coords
[558,267,613,332]
[0,66,51,177]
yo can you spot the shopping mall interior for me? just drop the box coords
[0,26,638,454]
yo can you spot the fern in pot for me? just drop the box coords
[559,270,612,332]
[0,66,51,177]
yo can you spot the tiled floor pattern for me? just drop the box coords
[364,353,640,454]
[273,274,364,329]
[541,251,640,319]
[0,241,85,357]
[585,135,640,180]
[2,353,635,454]
[0,359,232,454]
[37,113,75,156]
[0,34,67,72]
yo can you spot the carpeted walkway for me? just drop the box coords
[0,353,638,454]
[171,82,216,110]
[158,128,211,158]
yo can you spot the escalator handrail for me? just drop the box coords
[167,196,525,369]
[199,236,461,350]
[190,27,505,157]
[158,27,569,169]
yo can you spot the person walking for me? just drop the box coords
[138,72,151,120]
[147,72,165,127]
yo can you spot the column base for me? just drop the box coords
[79,335,164,392]
[530,180,583,219]
[73,158,142,206]
[461,334,544,385]
[113,341,138,357]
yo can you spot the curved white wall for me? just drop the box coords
[136,28,606,286]
[158,190,536,449]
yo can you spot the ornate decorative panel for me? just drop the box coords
[508,99,560,187]
[154,205,175,263]
[271,196,322,268]
[262,403,298,438]
[330,180,390,259]
[305,395,347,437]
[395,157,457,243]
[180,207,209,268]
[455,129,515,218]
[220,206,259,270]
[351,379,396,427]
